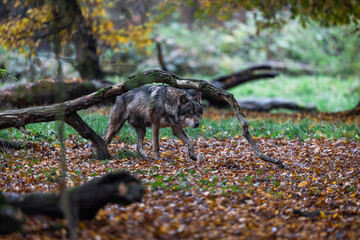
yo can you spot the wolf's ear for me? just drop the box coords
[179,94,188,104]
[195,92,202,104]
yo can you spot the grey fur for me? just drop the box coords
[104,85,202,160]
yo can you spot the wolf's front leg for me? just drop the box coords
[135,127,148,158]
[151,123,160,160]
[172,127,196,160]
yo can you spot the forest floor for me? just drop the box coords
[1,108,359,239]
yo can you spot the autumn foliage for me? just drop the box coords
[1,107,359,239]
[1,0,360,239]
[0,0,153,57]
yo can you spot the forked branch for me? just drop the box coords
[0,69,285,167]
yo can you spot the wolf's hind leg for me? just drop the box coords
[172,127,196,160]
[151,123,160,160]
[135,127,148,158]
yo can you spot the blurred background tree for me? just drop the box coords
[0,0,359,111]
[0,0,153,80]
[1,0,359,78]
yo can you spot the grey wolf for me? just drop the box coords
[104,85,202,160]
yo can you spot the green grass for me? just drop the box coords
[229,74,360,112]
[1,112,358,143]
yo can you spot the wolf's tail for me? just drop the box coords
[104,96,127,144]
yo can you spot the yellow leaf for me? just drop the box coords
[320,211,326,219]
[106,21,114,30]
[215,218,222,225]
[298,181,307,187]
[159,225,168,234]
[79,222,87,229]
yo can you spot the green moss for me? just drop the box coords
[93,86,112,99]
[124,70,176,90]
[124,72,155,90]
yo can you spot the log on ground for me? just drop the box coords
[2,172,143,221]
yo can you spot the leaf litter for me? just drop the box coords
[1,110,360,239]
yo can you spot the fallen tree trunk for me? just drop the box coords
[0,69,285,167]
[0,203,25,234]
[206,65,279,108]
[0,138,25,150]
[0,172,143,233]
[238,98,316,112]
[0,84,125,159]
[260,60,317,75]
[155,42,314,110]
[0,64,279,110]
[206,63,317,109]
[211,64,278,90]
[0,79,112,109]
[0,65,308,112]
[2,172,142,220]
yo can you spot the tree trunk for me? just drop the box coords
[62,0,104,80]
[65,112,111,159]
[0,172,143,233]
[156,41,168,72]
[180,0,199,30]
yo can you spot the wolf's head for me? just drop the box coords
[177,92,203,128]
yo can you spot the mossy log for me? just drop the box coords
[0,79,112,109]
[0,69,285,167]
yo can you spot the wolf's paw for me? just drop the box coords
[153,153,160,160]
[189,153,197,161]
[138,151,149,159]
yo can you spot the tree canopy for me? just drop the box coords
[0,0,359,79]
[163,0,360,26]
[0,0,152,55]
[0,0,153,78]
